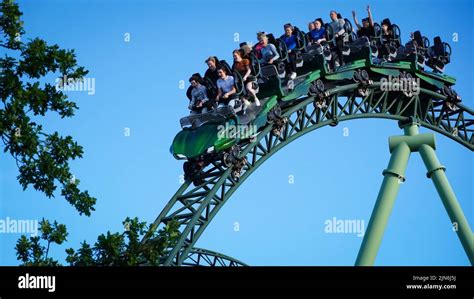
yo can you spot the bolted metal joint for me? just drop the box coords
[382,169,406,182]
[426,166,447,178]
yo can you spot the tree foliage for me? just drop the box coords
[15,219,67,266]
[0,0,96,215]
[5,0,177,267]
[16,218,180,266]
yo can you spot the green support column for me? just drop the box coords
[419,144,474,265]
[356,122,473,266]
[355,133,412,266]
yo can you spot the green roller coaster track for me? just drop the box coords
[183,247,247,266]
[142,77,473,266]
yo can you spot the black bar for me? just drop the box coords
[0,266,472,298]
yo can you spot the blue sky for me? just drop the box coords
[0,0,472,265]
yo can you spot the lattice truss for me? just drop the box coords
[145,80,473,266]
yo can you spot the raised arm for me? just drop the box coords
[367,5,374,27]
[352,10,361,30]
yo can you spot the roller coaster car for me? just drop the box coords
[387,30,455,87]
[223,60,245,92]
[255,33,290,98]
[231,52,261,96]
[273,25,329,78]
[323,18,356,55]
[279,26,307,67]
[365,22,382,58]
[296,26,332,75]
[426,36,451,73]
[320,31,373,87]
[266,33,289,78]
[186,73,219,101]
[171,96,280,184]
[256,46,327,104]
[231,48,261,78]
[343,36,371,63]
[205,59,248,112]
[387,30,426,69]
[343,18,359,44]
[319,18,370,74]
[261,21,370,102]
[372,19,402,61]
[407,33,456,89]
[257,64,285,100]
[388,23,402,53]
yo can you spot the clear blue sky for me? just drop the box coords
[0,0,472,266]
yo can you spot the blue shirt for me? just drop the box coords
[190,85,208,107]
[310,27,326,41]
[282,34,297,50]
[217,75,235,93]
[259,44,280,64]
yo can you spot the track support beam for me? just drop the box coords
[418,144,474,264]
[355,125,413,266]
[356,122,473,266]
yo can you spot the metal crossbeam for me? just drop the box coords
[181,248,247,267]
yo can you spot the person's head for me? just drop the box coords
[189,75,201,87]
[381,18,391,33]
[258,33,268,46]
[216,67,227,79]
[362,17,369,28]
[240,44,252,56]
[205,56,217,70]
[413,31,423,45]
[308,22,315,31]
[314,18,323,30]
[329,11,338,21]
[233,49,243,61]
[284,23,293,36]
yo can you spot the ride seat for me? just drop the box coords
[260,64,279,79]
[346,36,370,57]
[427,36,451,72]
[305,43,324,57]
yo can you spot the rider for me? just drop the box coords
[216,67,238,110]
[233,49,260,107]
[204,56,220,83]
[311,18,326,45]
[379,18,394,60]
[254,32,266,60]
[280,23,298,80]
[257,33,280,66]
[239,42,253,59]
[188,75,211,114]
[352,5,375,39]
[307,21,316,43]
[329,10,346,68]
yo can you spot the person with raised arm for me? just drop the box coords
[352,5,375,39]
